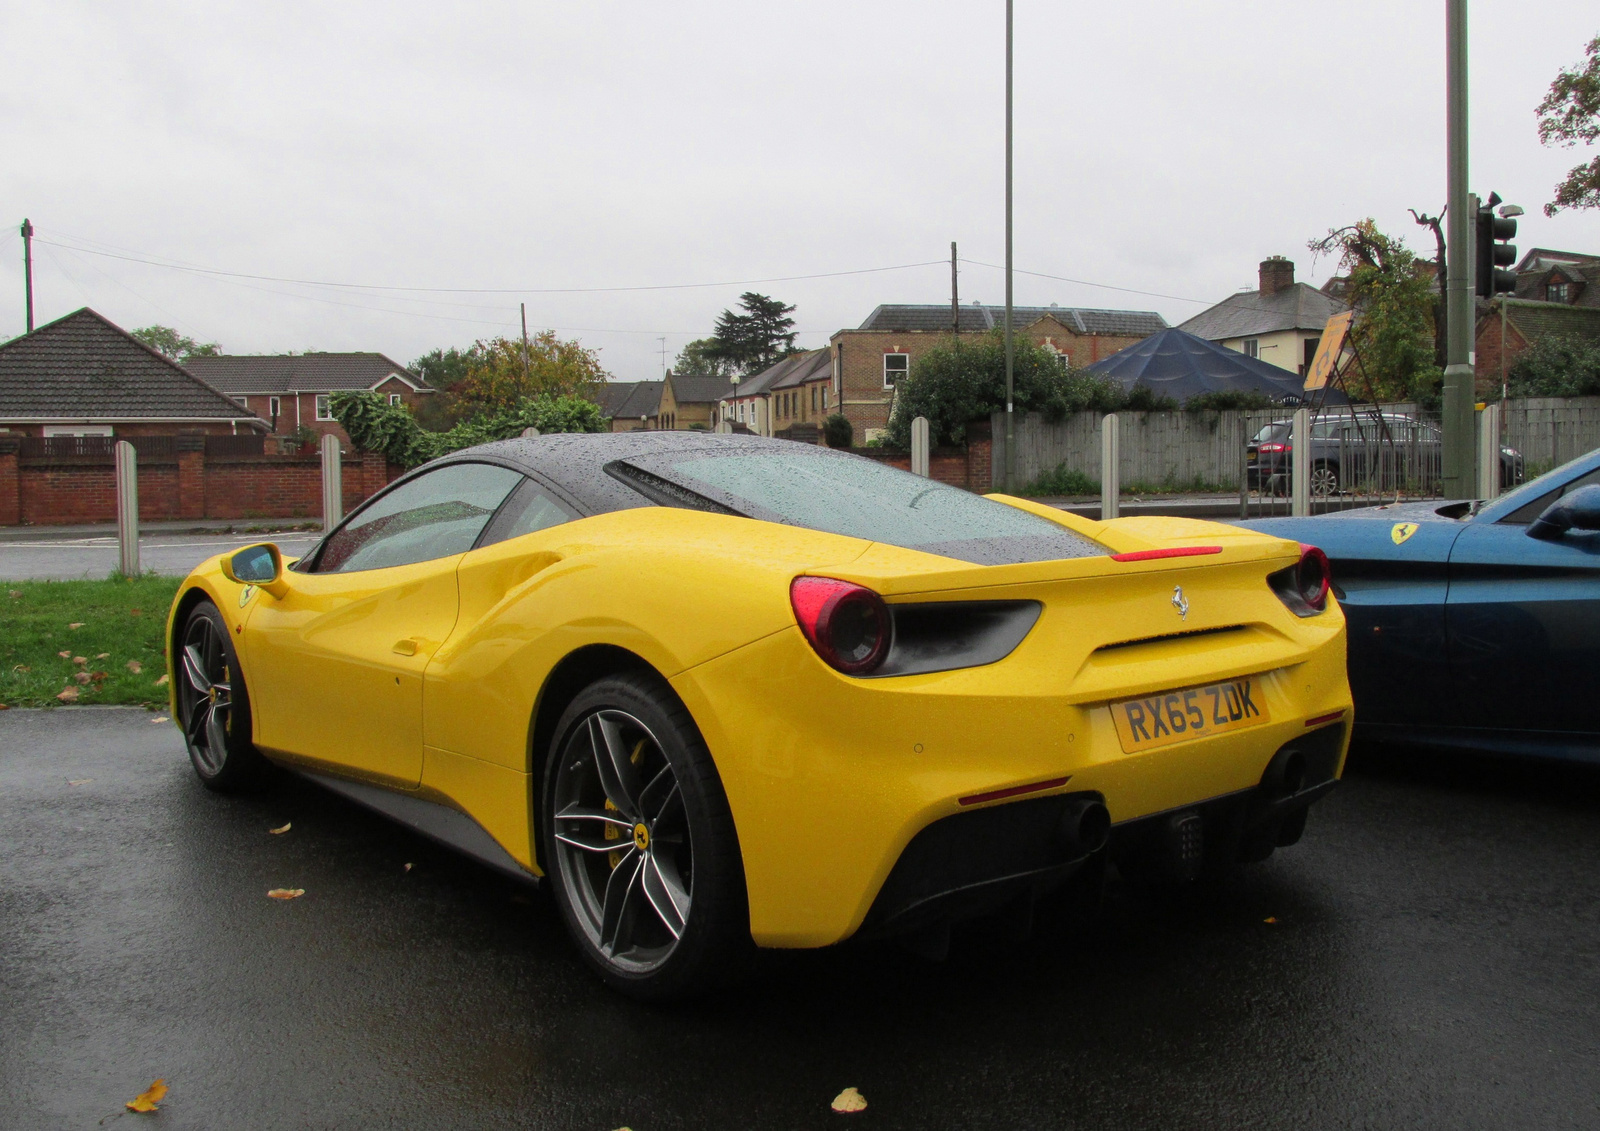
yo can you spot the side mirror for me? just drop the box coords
[1527,484,1600,541]
[220,542,289,597]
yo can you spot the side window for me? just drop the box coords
[477,478,573,547]
[317,462,523,572]
[1499,467,1600,524]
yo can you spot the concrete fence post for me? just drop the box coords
[114,440,139,576]
[521,427,540,438]
[911,416,930,477]
[1477,403,1502,501]
[1291,407,1311,517]
[1100,413,1120,520]
[320,434,342,532]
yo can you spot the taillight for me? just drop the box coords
[790,577,891,675]
[1259,442,1288,453]
[1267,544,1330,617]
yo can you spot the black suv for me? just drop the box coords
[1246,413,1524,496]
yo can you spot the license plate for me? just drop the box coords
[1111,677,1270,753]
[1247,453,1258,464]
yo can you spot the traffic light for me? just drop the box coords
[1475,191,1519,298]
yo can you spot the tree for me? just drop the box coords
[131,325,220,362]
[331,389,606,468]
[706,293,798,375]
[886,333,1126,449]
[1537,33,1600,215]
[452,332,609,415]
[411,345,482,390]
[1308,220,1441,404]
[1505,335,1600,398]
[1408,207,1449,371]
[671,338,736,377]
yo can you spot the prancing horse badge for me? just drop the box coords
[1171,585,1189,620]
[1391,522,1420,545]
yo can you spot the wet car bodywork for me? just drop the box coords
[1242,448,1600,763]
[167,432,1352,995]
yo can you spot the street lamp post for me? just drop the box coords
[1003,0,1016,494]
[1441,0,1475,497]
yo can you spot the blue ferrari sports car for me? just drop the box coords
[1243,448,1600,763]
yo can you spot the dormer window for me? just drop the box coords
[1548,280,1570,304]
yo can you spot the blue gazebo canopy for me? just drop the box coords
[1088,327,1342,405]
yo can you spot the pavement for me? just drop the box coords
[4,707,1599,1129]
[0,522,323,581]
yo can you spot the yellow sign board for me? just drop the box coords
[1304,311,1353,391]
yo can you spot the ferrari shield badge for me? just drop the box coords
[1390,522,1420,545]
[238,585,256,607]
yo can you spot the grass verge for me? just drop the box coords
[0,575,180,709]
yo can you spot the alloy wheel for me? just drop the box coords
[178,615,233,774]
[551,708,693,973]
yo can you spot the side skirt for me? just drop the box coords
[296,769,540,886]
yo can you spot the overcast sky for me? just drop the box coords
[3,1,1598,382]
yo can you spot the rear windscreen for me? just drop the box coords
[610,448,1104,565]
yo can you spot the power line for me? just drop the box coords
[32,237,947,295]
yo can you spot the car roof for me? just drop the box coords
[430,431,840,516]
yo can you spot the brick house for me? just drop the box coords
[0,307,264,439]
[1474,301,1600,396]
[763,349,834,437]
[829,303,1167,442]
[185,352,434,448]
[596,380,664,431]
[658,372,736,431]
[1179,257,1347,377]
[1508,249,1599,309]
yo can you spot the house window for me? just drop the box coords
[315,395,333,421]
[822,387,829,410]
[389,393,402,406]
[1548,282,1570,303]
[268,396,281,421]
[883,352,909,388]
[1241,339,1260,359]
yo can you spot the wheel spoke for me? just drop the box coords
[588,713,640,818]
[554,812,637,854]
[640,854,690,939]
[638,764,674,819]
[598,851,645,956]
[181,645,212,694]
[204,701,228,765]
[186,698,212,748]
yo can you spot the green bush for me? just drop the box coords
[1504,335,1600,398]
[886,333,1128,448]
[1021,463,1100,497]
[1182,389,1275,412]
[330,391,606,468]
[823,413,853,449]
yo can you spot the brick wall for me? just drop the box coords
[847,422,993,494]
[1474,315,1529,397]
[0,437,402,526]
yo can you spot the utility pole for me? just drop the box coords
[21,218,35,332]
[1441,0,1475,498]
[950,241,959,334]
[1003,0,1016,494]
[658,336,668,376]
[519,302,532,384]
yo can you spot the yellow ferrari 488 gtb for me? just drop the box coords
[168,432,1351,999]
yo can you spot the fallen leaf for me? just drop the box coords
[1264,916,1278,924]
[68,778,93,786]
[126,660,143,674]
[73,656,87,665]
[68,622,85,629]
[0,704,8,711]
[7,590,20,599]
[150,716,169,724]
[56,687,79,702]
[154,674,169,687]
[74,671,93,685]
[267,888,305,900]
[13,664,30,673]
[269,823,292,835]
[403,862,413,873]
[58,650,71,659]
[125,1078,168,1113]
[90,671,109,683]
[95,652,110,659]
[832,1087,868,1114]
[129,608,142,614]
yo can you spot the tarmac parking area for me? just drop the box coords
[3,707,1599,1130]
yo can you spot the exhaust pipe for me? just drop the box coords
[1058,797,1111,857]
[1262,747,1307,797]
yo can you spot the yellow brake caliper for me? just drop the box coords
[604,739,649,870]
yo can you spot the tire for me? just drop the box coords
[175,600,270,792]
[541,672,751,1001]
[1309,462,1340,498]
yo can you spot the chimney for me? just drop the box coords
[1259,256,1295,296]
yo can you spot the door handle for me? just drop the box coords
[392,638,419,656]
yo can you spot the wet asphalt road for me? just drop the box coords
[3,709,1600,1130]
